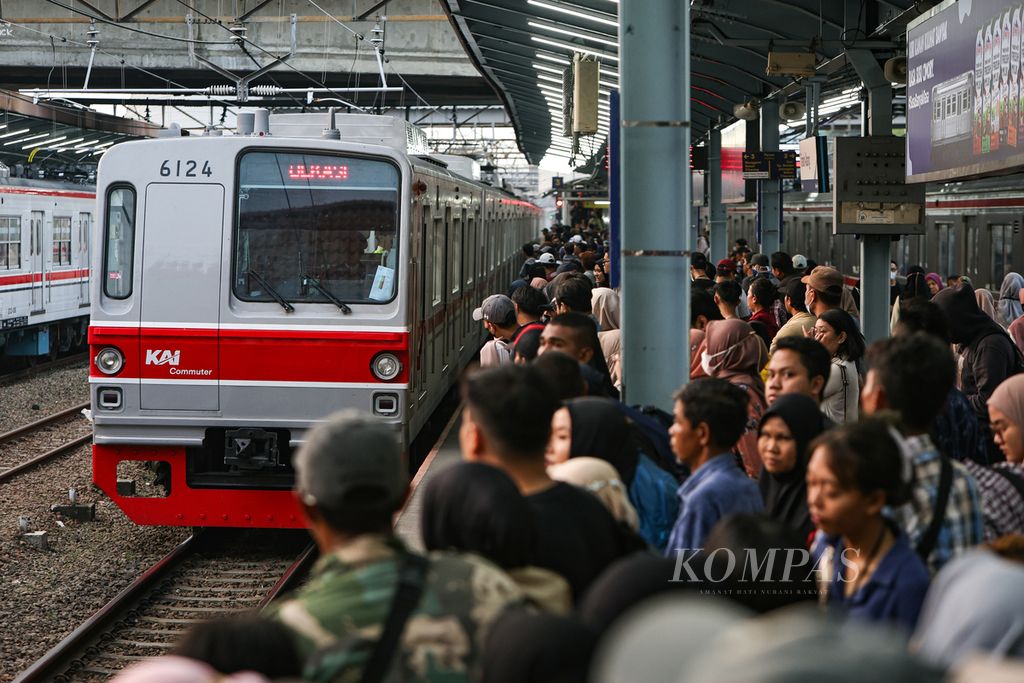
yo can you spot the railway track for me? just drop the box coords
[0,401,92,483]
[0,351,89,386]
[14,529,317,683]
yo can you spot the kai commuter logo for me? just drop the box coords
[145,349,181,367]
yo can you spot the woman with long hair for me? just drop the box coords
[814,308,865,424]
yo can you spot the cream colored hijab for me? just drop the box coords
[548,457,639,530]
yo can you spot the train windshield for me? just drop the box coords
[234,151,401,306]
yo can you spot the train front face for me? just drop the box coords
[89,136,411,527]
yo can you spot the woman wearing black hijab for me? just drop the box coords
[756,394,826,542]
[546,397,678,552]
[421,462,572,613]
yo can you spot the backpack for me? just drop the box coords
[479,338,512,367]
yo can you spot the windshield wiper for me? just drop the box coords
[247,270,295,313]
[303,275,352,314]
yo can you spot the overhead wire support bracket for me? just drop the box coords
[187,13,298,103]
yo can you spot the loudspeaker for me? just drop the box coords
[779,101,807,121]
[884,56,908,84]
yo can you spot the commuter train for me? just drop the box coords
[88,113,541,527]
[720,176,1024,291]
[0,178,94,360]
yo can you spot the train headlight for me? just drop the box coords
[371,353,402,381]
[95,347,124,375]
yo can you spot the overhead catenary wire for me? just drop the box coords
[171,0,369,112]
[41,0,238,45]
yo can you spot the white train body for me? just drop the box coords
[89,114,540,527]
[0,178,94,356]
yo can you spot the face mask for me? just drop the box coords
[804,288,813,310]
[700,351,714,376]
[890,271,897,282]
[701,334,755,376]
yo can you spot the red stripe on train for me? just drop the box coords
[0,187,95,199]
[88,328,410,384]
[0,268,89,287]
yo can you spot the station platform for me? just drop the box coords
[394,408,464,551]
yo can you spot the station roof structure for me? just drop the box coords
[441,0,928,165]
[0,88,160,169]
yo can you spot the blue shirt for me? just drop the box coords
[663,452,763,556]
[817,531,930,632]
[628,454,680,553]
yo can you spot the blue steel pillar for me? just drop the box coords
[759,102,781,255]
[619,0,690,408]
[849,50,894,343]
[708,128,727,262]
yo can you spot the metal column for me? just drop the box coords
[619,0,690,409]
[708,128,727,262]
[759,103,781,255]
[561,194,570,226]
[849,49,894,343]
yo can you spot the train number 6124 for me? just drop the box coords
[160,160,213,178]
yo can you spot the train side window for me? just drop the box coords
[53,216,72,266]
[432,216,444,306]
[0,216,21,270]
[450,211,461,295]
[991,223,1013,286]
[103,186,136,299]
[465,214,475,287]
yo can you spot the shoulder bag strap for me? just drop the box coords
[359,552,430,683]
[989,465,1024,501]
[916,455,953,562]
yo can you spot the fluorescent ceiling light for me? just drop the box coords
[48,137,85,149]
[4,132,50,146]
[532,36,619,62]
[528,20,618,48]
[23,135,67,149]
[535,52,570,65]
[533,62,563,75]
[527,0,619,28]
[0,128,31,140]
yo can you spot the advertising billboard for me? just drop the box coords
[907,0,1024,182]
[720,119,758,203]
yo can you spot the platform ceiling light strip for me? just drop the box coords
[532,36,619,62]
[0,128,31,140]
[23,135,67,149]
[527,20,618,48]
[3,132,50,146]
[535,52,570,65]
[47,137,86,149]
[527,0,619,28]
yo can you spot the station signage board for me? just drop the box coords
[551,176,564,189]
[907,0,1024,182]
[741,151,797,179]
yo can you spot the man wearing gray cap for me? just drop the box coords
[268,410,523,682]
[474,294,517,367]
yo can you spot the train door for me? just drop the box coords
[990,223,1014,289]
[431,211,446,377]
[414,198,429,407]
[139,183,223,411]
[29,210,44,312]
[78,212,91,305]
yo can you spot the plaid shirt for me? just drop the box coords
[961,460,1024,541]
[897,434,984,575]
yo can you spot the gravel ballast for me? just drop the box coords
[0,363,190,682]
[0,361,91,433]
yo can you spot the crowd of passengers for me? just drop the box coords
[110,222,1024,682]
